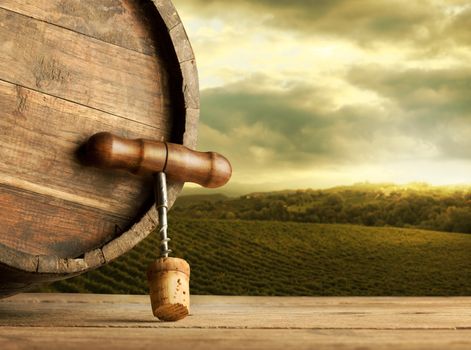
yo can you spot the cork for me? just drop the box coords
[147,257,190,321]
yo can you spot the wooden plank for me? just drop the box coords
[153,0,182,30]
[0,0,162,56]
[1,294,471,330]
[1,294,471,349]
[169,23,194,63]
[0,8,173,127]
[1,327,471,350]
[0,185,130,257]
[181,60,200,110]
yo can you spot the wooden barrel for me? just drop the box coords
[0,0,199,297]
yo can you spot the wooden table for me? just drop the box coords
[1,293,471,349]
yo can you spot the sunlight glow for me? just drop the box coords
[174,0,471,194]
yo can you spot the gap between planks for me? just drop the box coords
[0,77,165,132]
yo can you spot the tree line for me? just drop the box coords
[173,185,471,234]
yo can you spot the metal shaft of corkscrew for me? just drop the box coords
[155,172,171,258]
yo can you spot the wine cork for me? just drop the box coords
[147,257,190,321]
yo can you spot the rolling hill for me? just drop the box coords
[39,218,471,296]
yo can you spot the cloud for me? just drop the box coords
[175,0,471,50]
[196,65,471,183]
[195,75,444,181]
[172,0,471,190]
[348,66,471,112]
[197,78,337,173]
[347,65,471,160]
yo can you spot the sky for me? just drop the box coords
[172,0,471,195]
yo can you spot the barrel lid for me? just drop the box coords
[0,0,198,274]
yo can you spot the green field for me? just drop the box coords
[40,218,471,296]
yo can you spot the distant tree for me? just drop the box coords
[324,193,344,209]
[444,207,471,233]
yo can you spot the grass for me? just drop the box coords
[39,218,471,296]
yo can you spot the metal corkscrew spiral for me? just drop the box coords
[155,172,172,258]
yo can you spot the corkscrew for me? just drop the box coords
[81,132,231,321]
[155,172,171,258]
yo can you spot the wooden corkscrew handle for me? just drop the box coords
[81,132,232,188]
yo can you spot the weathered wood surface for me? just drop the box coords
[0,1,177,257]
[0,8,173,126]
[0,0,199,292]
[0,0,162,55]
[1,294,471,349]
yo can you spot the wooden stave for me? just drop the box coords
[0,0,199,297]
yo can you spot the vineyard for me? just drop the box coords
[39,218,471,296]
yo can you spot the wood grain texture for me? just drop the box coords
[0,78,160,257]
[0,0,162,55]
[0,0,199,292]
[0,184,130,258]
[0,79,159,214]
[0,8,172,127]
[3,328,471,350]
[82,132,231,188]
[1,294,471,349]
[2,294,471,329]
